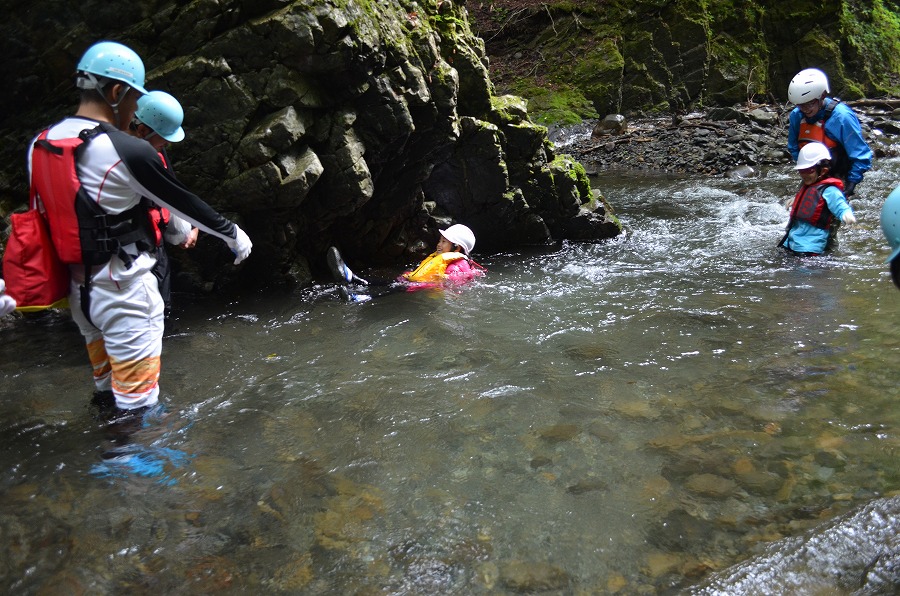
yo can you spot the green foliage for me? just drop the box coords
[840,0,900,94]
[506,83,599,125]
[551,154,593,199]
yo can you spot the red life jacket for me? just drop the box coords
[789,177,844,229]
[147,151,171,245]
[30,125,155,267]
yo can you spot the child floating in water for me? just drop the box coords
[779,142,857,256]
[328,224,485,302]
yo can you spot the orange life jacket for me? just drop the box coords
[797,100,839,151]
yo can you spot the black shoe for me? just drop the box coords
[328,247,354,285]
[90,390,117,421]
[327,247,368,285]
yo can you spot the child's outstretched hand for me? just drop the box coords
[0,279,16,316]
[842,212,858,225]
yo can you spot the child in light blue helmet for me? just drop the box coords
[881,187,900,289]
[130,90,199,316]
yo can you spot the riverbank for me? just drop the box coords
[550,101,900,178]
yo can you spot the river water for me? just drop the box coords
[0,158,898,593]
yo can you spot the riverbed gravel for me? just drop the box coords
[552,102,900,179]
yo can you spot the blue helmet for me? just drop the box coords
[136,91,185,142]
[76,41,148,95]
[882,187,900,263]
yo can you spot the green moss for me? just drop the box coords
[504,82,598,125]
[490,94,529,124]
[550,154,592,201]
[840,0,900,96]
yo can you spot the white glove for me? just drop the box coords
[0,295,15,316]
[226,225,253,264]
[841,211,857,225]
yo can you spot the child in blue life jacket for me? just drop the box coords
[779,142,857,256]
[327,224,485,302]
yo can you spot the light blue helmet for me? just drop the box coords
[76,41,148,95]
[136,91,186,142]
[882,186,900,263]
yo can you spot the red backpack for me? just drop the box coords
[2,206,70,311]
[1,130,80,311]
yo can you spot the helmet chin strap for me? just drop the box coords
[80,72,131,129]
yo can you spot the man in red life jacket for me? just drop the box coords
[130,90,199,317]
[28,41,252,415]
[786,68,872,197]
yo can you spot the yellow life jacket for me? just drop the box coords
[402,251,466,283]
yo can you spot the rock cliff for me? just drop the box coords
[470,0,900,125]
[0,0,620,290]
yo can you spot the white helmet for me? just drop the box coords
[795,142,831,169]
[788,68,829,105]
[440,224,476,255]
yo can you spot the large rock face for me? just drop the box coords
[469,1,900,124]
[0,0,619,289]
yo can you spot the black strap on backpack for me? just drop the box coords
[61,125,155,325]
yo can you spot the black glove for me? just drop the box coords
[844,180,857,197]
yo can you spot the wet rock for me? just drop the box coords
[726,165,755,179]
[642,551,682,578]
[500,559,570,592]
[688,496,900,595]
[613,399,661,419]
[587,420,619,442]
[530,455,553,469]
[684,473,738,498]
[814,450,846,470]
[313,480,385,551]
[567,477,607,494]
[593,114,628,136]
[748,108,779,125]
[538,423,580,443]
[735,470,784,497]
[273,554,314,591]
[649,509,717,551]
[641,476,673,501]
[708,106,749,123]
[875,120,900,135]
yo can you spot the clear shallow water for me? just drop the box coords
[0,161,898,594]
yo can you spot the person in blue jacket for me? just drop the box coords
[780,142,856,256]
[787,68,872,197]
[881,187,900,289]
